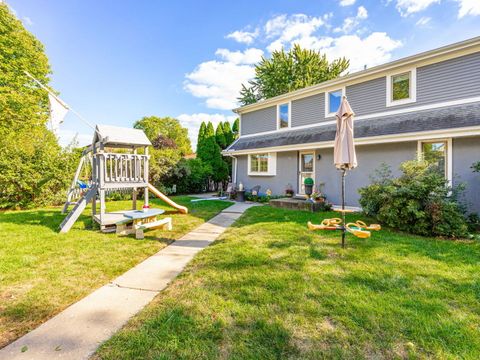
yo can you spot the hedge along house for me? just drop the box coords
[223,36,480,214]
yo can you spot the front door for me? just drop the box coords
[298,151,315,194]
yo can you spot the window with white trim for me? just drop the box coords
[325,88,344,117]
[386,68,417,107]
[277,103,290,129]
[418,139,451,181]
[248,153,276,176]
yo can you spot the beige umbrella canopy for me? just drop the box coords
[334,96,357,170]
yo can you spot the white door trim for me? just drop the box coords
[298,150,316,195]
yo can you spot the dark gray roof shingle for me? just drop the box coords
[226,103,480,152]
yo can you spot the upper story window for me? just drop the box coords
[248,153,277,176]
[325,88,344,117]
[277,103,290,129]
[386,68,417,107]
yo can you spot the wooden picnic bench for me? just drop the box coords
[115,209,172,239]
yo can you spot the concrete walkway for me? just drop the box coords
[0,202,256,360]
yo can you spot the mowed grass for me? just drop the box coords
[0,196,231,348]
[95,205,480,360]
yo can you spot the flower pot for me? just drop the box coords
[304,184,313,196]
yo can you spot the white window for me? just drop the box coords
[248,153,277,176]
[277,103,290,129]
[418,138,452,183]
[386,68,417,107]
[325,88,345,117]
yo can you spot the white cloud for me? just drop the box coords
[265,14,326,52]
[456,0,480,17]
[215,48,264,65]
[177,113,237,150]
[184,48,263,110]
[339,0,356,6]
[184,13,401,111]
[294,32,402,71]
[415,16,431,26]
[334,6,368,33]
[323,33,402,71]
[226,29,259,44]
[357,6,368,19]
[395,0,440,16]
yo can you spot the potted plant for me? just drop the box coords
[285,184,294,197]
[304,177,314,197]
[311,192,325,203]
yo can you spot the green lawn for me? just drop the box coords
[95,205,480,360]
[0,196,231,348]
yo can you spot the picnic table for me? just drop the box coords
[115,208,172,239]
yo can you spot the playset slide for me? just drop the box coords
[147,183,188,214]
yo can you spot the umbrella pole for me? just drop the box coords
[341,168,346,248]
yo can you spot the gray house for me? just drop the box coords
[223,36,480,214]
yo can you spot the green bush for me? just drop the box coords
[162,158,210,194]
[359,160,468,238]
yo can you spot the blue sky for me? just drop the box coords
[6,0,480,149]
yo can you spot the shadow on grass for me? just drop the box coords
[0,197,231,234]
[0,209,93,232]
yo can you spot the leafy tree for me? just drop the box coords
[134,116,192,155]
[239,44,349,105]
[232,118,240,138]
[222,121,234,146]
[215,122,227,149]
[151,134,177,150]
[0,3,77,208]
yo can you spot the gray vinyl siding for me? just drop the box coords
[241,106,276,135]
[346,51,480,116]
[452,136,480,214]
[238,52,480,137]
[236,151,298,194]
[291,93,326,127]
[316,142,417,206]
[416,51,480,105]
[233,139,480,214]
[346,77,386,116]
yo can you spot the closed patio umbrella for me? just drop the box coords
[334,96,357,169]
[334,96,357,247]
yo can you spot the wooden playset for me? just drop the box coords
[59,124,187,236]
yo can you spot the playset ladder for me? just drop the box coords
[59,185,98,233]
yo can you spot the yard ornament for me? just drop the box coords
[307,96,381,247]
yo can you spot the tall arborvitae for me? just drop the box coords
[196,121,207,155]
[199,122,228,183]
[215,122,227,149]
[222,121,234,146]
[232,118,240,138]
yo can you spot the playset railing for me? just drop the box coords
[97,153,148,185]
